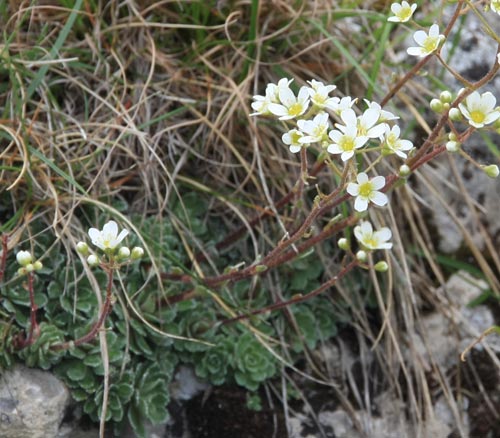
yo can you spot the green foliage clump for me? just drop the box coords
[234,332,276,391]
[0,193,342,436]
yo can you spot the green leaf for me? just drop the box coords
[66,361,88,381]
[128,404,146,438]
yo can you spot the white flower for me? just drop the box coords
[346,172,388,212]
[387,1,417,23]
[356,108,387,139]
[491,0,500,14]
[250,78,291,116]
[16,250,33,267]
[327,123,369,162]
[382,125,413,158]
[268,83,310,120]
[354,221,393,250]
[88,221,129,251]
[297,112,330,144]
[458,91,500,128]
[305,79,338,109]
[329,96,357,115]
[407,24,445,57]
[364,100,399,122]
[282,129,305,153]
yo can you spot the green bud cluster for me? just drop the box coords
[16,250,43,275]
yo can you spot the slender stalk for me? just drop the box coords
[380,1,465,108]
[223,259,359,325]
[192,160,327,263]
[52,269,114,351]
[18,272,39,348]
[0,234,8,282]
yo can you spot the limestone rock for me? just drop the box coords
[0,365,70,438]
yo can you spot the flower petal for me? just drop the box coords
[371,176,386,190]
[346,182,359,196]
[370,191,389,206]
[354,197,368,212]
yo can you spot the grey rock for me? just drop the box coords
[418,155,500,254]
[0,365,70,438]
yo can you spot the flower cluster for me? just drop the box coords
[76,221,144,267]
[16,250,43,276]
[251,78,413,218]
[251,80,401,259]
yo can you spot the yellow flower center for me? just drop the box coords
[288,103,303,117]
[423,36,439,54]
[398,6,412,21]
[358,182,373,198]
[364,237,378,248]
[340,137,355,151]
[290,131,302,143]
[313,94,326,105]
[469,110,485,124]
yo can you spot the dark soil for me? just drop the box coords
[182,386,288,438]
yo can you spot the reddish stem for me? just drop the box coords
[0,234,8,282]
[223,259,359,325]
[18,272,39,348]
[52,269,114,351]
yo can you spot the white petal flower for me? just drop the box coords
[354,221,393,250]
[328,96,358,115]
[357,108,387,139]
[491,0,500,14]
[364,100,399,122]
[387,1,417,23]
[407,24,445,57]
[346,172,388,212]
[282,129,305,153]
[298,112,330,144]
[305,79,338,109]
[327,124,369,162]
[268,84,310,120]
[382,125,413,158]
[88,221,129,251]
[458,91,500,128]
[250,78,292,116]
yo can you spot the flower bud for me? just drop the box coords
[338,238,350,250]
[33,261,43,271]
[16,250,33,266]
[448,108,461,121]
[448,132,457,141]
[131,247,144,260]
[446,141,460,152]
[430,98,443,113]
[118,246,131,260]
[374,261,389,272]
[76,241,89,256]
[87,254,100,266]
[439,90,452,103]
[17,267,27,276]
[25,263,35,273]
[399,164,411,177]
[482,164,499,178]
[356,250,367,263]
